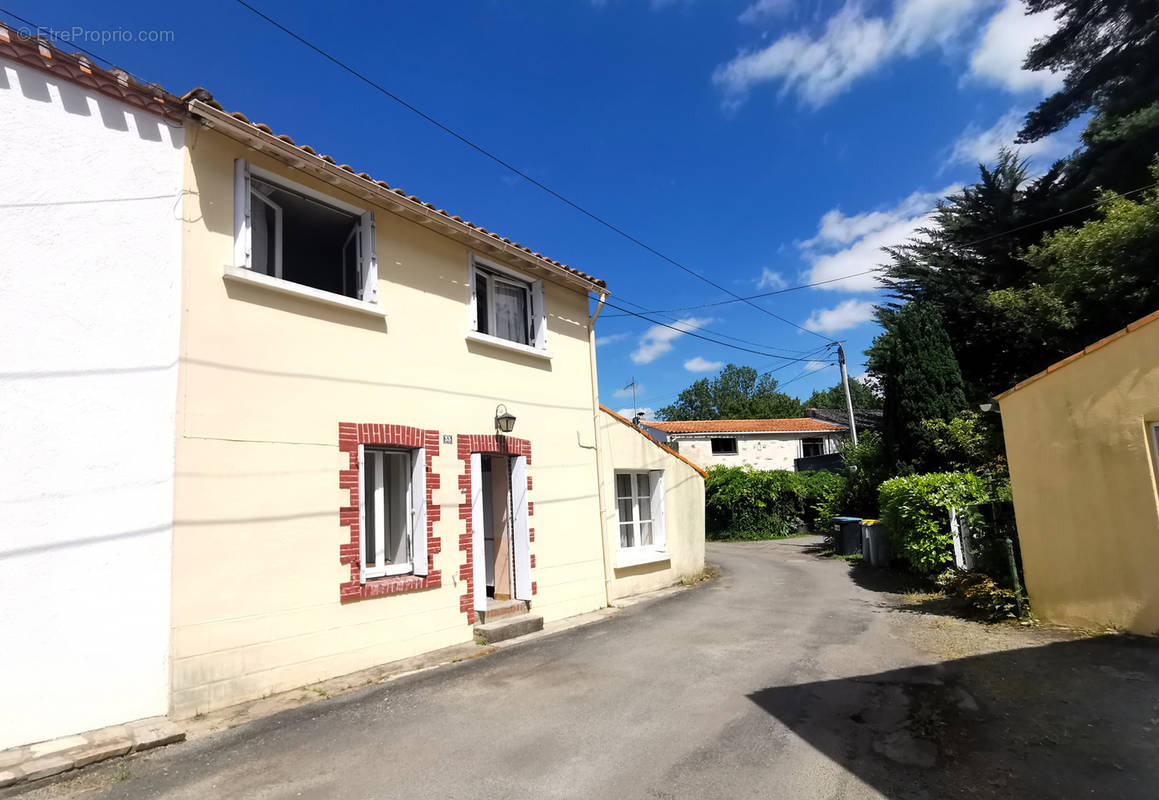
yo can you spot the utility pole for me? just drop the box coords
[836,344,858,446]
[623,377,640,423]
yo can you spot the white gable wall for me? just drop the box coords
[0,60,183,749]
[673,432,841,471]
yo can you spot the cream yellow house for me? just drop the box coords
[171,94,618,716]
[998,309,1159,635]
[2,25,708,748]
[597,407,706,601]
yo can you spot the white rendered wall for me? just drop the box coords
[674,433,840,471]
[0,61,183,749]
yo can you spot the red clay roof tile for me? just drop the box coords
[643,418,847,434]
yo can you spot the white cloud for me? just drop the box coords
[804,299,878,334]
[968,0,1063,94]
[738,0,791,24]
[756,268,787,290]
[946,109,1072,169]
[631,316,712,364]
[684,356,723,372]
[799,184,960,291]
[713,0,991,108]
[613,382,644,398]
[616,407,656,419]
[596,332,631,347]
[805,360,830,372]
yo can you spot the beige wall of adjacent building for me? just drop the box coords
[999,314,1159,635]
[172,125,607,717]
[598,409,705,601]
[671,432,840,471]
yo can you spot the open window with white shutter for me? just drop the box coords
[233,159,378,303]
[614,470,669,567]
[358,446,424,582]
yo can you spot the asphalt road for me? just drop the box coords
[17,538,1159,799]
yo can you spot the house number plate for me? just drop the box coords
[443,435,453,444]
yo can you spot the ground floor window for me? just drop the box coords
[615,470,667,558]
[801,437,825,458]
[360,447,425,580]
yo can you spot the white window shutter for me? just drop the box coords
[470,454,487,612]
[512,456,532,601]
[468,259,479,332]
[234,159,252,269]
[411,448,428,576]
[532,280,547,348]
[356,444,366,583]
[360,211,378,303]
[650,469,666,551]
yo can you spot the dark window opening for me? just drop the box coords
[251,176,363,299]
[802,437,825,458]
[711,437,738,455]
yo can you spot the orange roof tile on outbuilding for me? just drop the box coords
[642,418,847,435]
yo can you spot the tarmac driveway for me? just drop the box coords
[14,538,1159,800]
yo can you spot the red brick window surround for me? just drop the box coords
[456,434,536,625]
[339,423,442,603]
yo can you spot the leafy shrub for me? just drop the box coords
[878,472,989,574]
[816,432,890,534]
[705,466,845,540]
[936,569,1020,622]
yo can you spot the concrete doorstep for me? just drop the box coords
[0,718,184,789]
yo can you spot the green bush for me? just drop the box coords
[705,466,845,540]
[816,432,890,533]
[878,472,989,574]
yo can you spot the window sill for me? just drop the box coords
[224,266,387,319]
[615,549,670,569]
[465,331,552,361]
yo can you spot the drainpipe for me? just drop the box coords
[588,291,613,607]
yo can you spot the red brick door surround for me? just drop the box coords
[456,435,536,624]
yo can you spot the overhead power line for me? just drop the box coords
[599,298,830,363]
[601,271,877,318]
[604,179,1159,318]
[230,0,830,342]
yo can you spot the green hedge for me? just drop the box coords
[878,472,989,574]
[705,466,845,540]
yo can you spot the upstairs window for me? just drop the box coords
[470,256,547,350]
[359,446,427,580]
[711,437,738,455]
[234,160,378,303]
[802,437,825,458]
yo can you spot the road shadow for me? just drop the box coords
[748,635,1159,799]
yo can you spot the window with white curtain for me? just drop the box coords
[615,470,667,563]
[359,447,425,580]
[470,256,547,350]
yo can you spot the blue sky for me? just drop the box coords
[12,0,1074,417]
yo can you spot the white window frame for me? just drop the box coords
[801,436,825,458]
[232,159,380,309]
[614,470,668,567]
[357,445,428,582]
[467,254,548,357]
